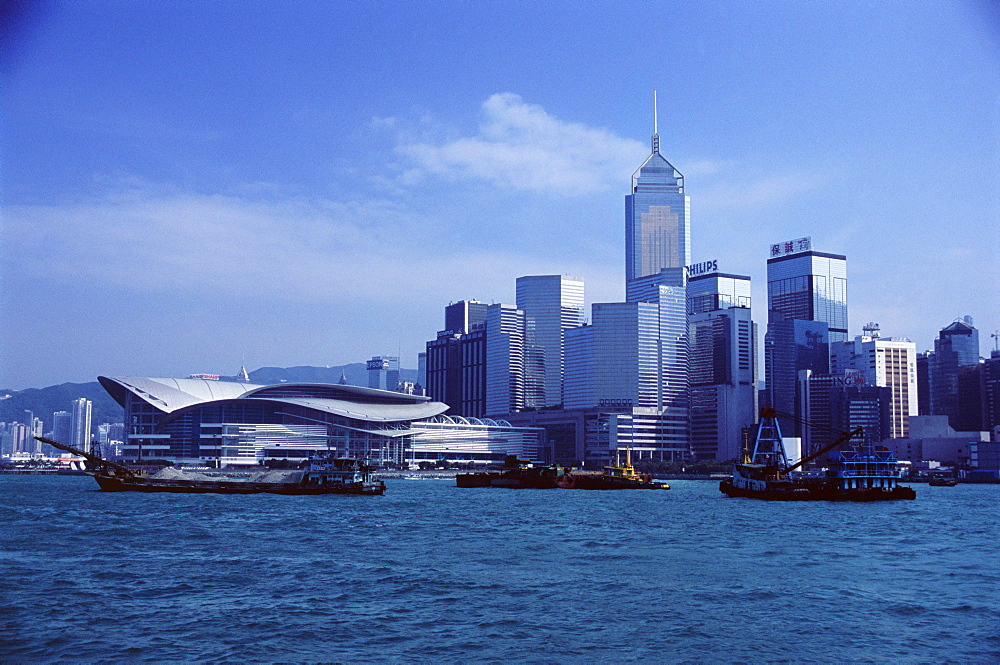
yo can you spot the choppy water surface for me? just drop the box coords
[1,476,997,663]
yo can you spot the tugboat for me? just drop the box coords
[35,437,386,495]
[455,455,565,489]
[719,409,915,501]
[559,448,670,490]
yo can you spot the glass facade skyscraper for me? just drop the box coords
[515,275,585,408]
[929,317,980,429]
[687,271,752,315]
[485,303,527,417]
[764,316,830,435]
[625,112,690,296]
[767,249,848,343]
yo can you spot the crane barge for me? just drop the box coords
[719,409,915,501]
[34,437,386,495]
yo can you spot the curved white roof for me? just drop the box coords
[99,377,449,423]
[99,376,262,412]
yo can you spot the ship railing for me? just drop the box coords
[836,469,902,478]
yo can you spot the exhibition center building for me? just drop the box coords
[99,377,544,467]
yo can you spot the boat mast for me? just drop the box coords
[751,409,790,469]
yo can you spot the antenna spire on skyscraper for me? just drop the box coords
[652,89,660,154]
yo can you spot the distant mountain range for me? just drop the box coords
[0,365,419,428]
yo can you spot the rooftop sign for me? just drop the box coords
[770,236,811,258]
[686,259,719,278]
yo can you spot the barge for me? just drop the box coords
[456,456,565,489]
[719,410,915,502]
[35,437,386,495]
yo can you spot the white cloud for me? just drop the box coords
[395,93,646,196]
[3,188,584,307]
[698,171,828,210]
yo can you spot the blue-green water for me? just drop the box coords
[1,475,997,663]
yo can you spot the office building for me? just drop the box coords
[70,398,92,449]
[562,300,689,462]
[566,302,661,409]
[830,326,918,438]
[366,356,400,392]
[764,315,829,435]
[416,352,427,394]
[485,303,527,417]
[929,317,980,428]
[686,262,752,315]
[445,300,488,336]
[425,300,487,417]
[689,305,756,461]
[766,237,848,343]
[515,275,585,408]
[799,370,892,454]
[916,351,931,415]
[986,351,1000,434]
[625,93,690,298]
[956,363,988,432]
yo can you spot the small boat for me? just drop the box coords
[35,437,386,495]
[559,449,670,490]
[719,409,915,502]
[928,478,958,487]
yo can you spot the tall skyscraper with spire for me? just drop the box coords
[625,91,691,301]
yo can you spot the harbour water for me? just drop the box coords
[2,475,998,663]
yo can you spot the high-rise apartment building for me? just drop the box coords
[830,327,918,438]
[515,275,585,409]
[625,94,690,298]
[52,410,72,446]
[70,398,92,448]
[766,237,848,343]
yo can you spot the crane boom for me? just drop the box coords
[782,426,864,474]
[34,436,136,478]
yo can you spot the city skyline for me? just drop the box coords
[2,1,997,389]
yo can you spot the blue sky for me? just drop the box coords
[2,0,997,389]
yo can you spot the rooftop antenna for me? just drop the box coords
[652,89,660,154]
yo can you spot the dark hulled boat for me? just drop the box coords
[719,410,915,502]
[455,456,564,489]
[36,437,386,496]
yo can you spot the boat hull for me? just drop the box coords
[720,479,915,502]
[92,474,385,495]
[561,473,669,490]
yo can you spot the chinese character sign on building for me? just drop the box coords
[770,236,812,258]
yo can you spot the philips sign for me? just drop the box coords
[687,260,719,278]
